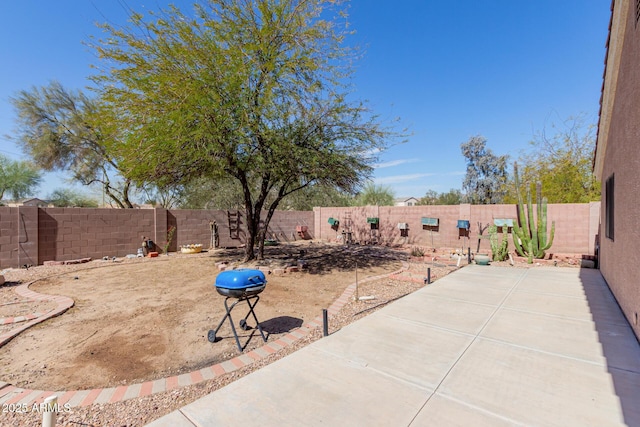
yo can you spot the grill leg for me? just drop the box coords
[244,295,267,343]
[224,297,244,353]
[210,295,267,353]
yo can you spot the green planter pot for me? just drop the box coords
[475,254,491,265]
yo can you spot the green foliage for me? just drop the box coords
[488,224,509,261]
[504,114,600,203]
[280,184,355,210]
[354,183,395,206]
[0,154,42,201]
[179,177,245,210]
[512,163,555,264]
[10,82,134,208]
[418,188,463,205]
[91,0,402,260]
[140,184,183,209]
[48,188,98,207]
[438,188,463,205]
[163,226,176,255]
[461,136,508,204]
[418,189,439,205]
[179,176,354,211]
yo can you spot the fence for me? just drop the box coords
[313,202,600,256]
[0,202,599,268]
[0,207,313,268]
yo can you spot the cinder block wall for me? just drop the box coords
[0,207,21,267]
[0,207,315,268]
[313,203,600,256]
[0,203,597,269]
[37,207,156,263]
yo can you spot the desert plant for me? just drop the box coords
[410,246,425,257]
[488,224,509,261]
[512,164,555,263]
[163,226,176,254]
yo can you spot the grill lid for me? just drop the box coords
[215,269,267,290]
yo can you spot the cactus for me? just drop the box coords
[488,224,509,261]
[512,164,555,263]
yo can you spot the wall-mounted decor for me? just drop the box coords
[421,217,439,226]
[493,218,514,227]
[457,220,470,230]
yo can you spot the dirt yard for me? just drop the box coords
[0,242,405,391]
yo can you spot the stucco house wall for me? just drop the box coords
[594,0,640,339]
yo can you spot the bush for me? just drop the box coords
[411,246,425,257]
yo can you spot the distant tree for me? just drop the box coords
[48,188,98,207]
[418,189,439,205]
[355,183,395,206]
[179,177,248,210]
[10,81,135,208]
[418,188,462,205]
[179,177,354,211]
[461,136,508,204]
[437,188,463,205]
[0,154,42,202]
[92,0,400,261]
[140,184,184,209]
[280,184,355,210]
[505,114,600,203]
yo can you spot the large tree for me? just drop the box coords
[92,0,398,260]
[10,82,135,208]
[0,154,42,202]
[461,136,508,204]
[505,114,600,203]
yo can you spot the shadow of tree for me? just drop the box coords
[208,243,408,276]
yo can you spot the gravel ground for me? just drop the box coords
[1,258,459,427]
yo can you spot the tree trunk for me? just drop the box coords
[121,180,134,208]
[242,199,258,262]
[244,227,256,261]
[104,184,126,209]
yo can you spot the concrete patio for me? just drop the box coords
[147,265,640,426]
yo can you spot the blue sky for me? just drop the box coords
[0,1,610,201]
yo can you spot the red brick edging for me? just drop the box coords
[0,283,74,348]
[0,262,409,408]
[0,313,44,325]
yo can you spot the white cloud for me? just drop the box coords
[373,159,419,169]
[360,147,382,157]
[375,173,436,184]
